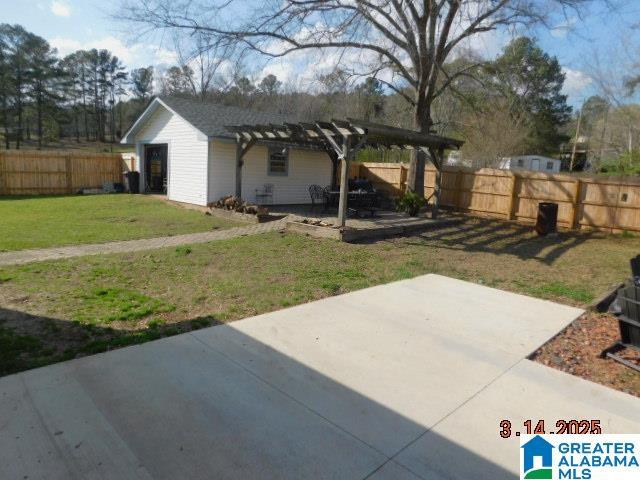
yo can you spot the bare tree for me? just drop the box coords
[173,32,236,102]
[458,96,531,166]
[120,0,589,210]
[585,28,640,164]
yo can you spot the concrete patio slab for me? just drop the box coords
[1,274,635,480]
[394,360,640,480]
[365,461,426,480]
[191,276,582,456]
[2,334,385,480]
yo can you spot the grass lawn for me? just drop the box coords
[1,217,639,382]
[0,194,241,251]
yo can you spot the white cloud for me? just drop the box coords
[562,68,592,97]
[550,18,577,39]
[50,36,178,68]
[50,0,72,17]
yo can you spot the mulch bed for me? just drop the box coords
[531,312,640,397]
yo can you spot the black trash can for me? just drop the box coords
[125,171,140,194]
[535,202,558,236]
[616,280,640,349]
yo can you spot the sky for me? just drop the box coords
[1,0,639,107]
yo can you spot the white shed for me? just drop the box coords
[498,155,561,174]
[121,97,332,206]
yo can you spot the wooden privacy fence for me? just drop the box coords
[351,162,640,233]
[0,150,131,195]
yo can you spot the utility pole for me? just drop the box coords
[570,108,583,172]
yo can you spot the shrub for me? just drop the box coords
[395,191,426,216]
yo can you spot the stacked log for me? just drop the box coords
[208,196,269,216]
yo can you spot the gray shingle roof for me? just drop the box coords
[158,96,296,139]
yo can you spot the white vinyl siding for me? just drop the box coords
[208,140,236,203]
[209,140,332,204]
[135,106,209,206]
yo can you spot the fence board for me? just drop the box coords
[355,161,640,233]
[0,150,127,195]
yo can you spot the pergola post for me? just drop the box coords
[337,136,351,228]
[329,152,340,190]
[431,147,445,219]
[235,136,255,198]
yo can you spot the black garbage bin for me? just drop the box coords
[602,266,640,372]
[616,280,640,348]
[535,202,558,236]
[125,171,140,194]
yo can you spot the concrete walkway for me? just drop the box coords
[1,275,639,479]
[0,220,288,266]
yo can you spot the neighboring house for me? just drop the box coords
[445,151,472,168]
[499,155,561,174]
[121,96,332,206]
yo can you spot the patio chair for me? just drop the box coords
[309,185,325,211]
[255,183,274,204]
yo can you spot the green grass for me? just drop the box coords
[0,194,241,251]
[0,327,53,376]
[518,281,595,304]
[74,287,176,324]
[0,217,638,376]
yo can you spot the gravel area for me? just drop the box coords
[532,312,640,397]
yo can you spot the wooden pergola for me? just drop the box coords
[226,118,463,227]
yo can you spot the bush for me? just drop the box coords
[395,191,426,216]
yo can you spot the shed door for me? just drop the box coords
[145,144,168,193]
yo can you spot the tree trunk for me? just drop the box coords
[36,88,43,150]
[15,68,22,150]
[406,97,444,219]
[2,93,9,149]
[81,71,89,141]
[74,103,80,142]
[406,102,431,198]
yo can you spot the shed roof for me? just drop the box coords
[121,96,297,143]
[159,96,295,139]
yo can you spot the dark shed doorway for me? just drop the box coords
[144,144,168,193]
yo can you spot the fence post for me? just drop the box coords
[454,168,464,211]
[399,164,408,194]
[506,172,517,220]
[571,179,583,230]
[65,154,73,194]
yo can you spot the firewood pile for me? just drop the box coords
[208,196,268,216]
[301,218,338,228]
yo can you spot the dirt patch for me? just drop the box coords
[531,312,640,397]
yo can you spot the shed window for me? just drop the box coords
[546,161,554,170]
[516,159,524,167]
[268,147,289,176]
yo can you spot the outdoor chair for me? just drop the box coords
[308,185,325,210]
[255,183,274,204]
